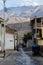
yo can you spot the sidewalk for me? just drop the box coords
[0,50,20,58]
[0,48,43,65]
[25,51,43,65]
[0,51,11,58]
[0,50,20,64]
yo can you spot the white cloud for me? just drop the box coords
[0,0,41,9]
[17,0,39,6]
[33,2,39,6]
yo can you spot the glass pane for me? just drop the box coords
[36,18,41,23]
[37,29,42,38]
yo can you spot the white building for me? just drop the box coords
[0,20,17,51]
[31,17,43,46]
[31,7,43,46]
[7,16,31,44]
[0,17,31,51]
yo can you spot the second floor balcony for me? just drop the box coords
[33,23,41,28]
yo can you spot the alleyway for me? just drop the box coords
[0,48,40,65]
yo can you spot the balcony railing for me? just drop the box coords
[33,23,41,27]
[37,23,41,27]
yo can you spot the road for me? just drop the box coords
[0,48,41,65]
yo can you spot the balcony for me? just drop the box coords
[33,23,41,28]
[37,23,41,27]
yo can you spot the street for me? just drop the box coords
[0,48,41,65]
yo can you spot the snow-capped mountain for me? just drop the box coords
[0,5,43,19]
[0,6,34,18]
[31,5,43,18]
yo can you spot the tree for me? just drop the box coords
[23,32,32,44]
[23,34,28,44]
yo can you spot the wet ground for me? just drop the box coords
[0,48,41,65]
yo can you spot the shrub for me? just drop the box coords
[23,32,32,44]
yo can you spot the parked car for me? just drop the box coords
[22,43,26,47]
[32,44,40,56]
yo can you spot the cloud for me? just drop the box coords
[18,0,39,6]
[0,0,41,10]
[33,2,39,6]
[6,0,39,6]
[0,0,41,6]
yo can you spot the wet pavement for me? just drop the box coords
[0,48,41,65]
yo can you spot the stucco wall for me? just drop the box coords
[5,33,14,50]
[38,40,43,45]
[1,31,14,51]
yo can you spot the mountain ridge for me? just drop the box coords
[0,5,43,18]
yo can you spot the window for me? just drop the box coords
[2,24,4,27]
[37,29,42,38]
[31,19,35,26]
[36,18,41,23]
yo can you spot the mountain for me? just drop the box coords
[0,5,43,19]
[31,5,43,18]
[0,6,34,18]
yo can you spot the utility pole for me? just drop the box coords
[35,16,37,43]
[2,0,7,58]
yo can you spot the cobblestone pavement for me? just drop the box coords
[0,49,41,65]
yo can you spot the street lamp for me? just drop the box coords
[2,0,7,58]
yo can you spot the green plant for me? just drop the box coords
[23,34,28,44]
[0,20,3,24]
[27,32,32,39]
[23,32,32,44]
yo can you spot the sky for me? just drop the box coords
[0,0,43,10]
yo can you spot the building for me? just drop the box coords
[7,16,31,44]
[0,18,18,51]
[31,17,43,46]
[0,17,31,51]
[5,26,18,50]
